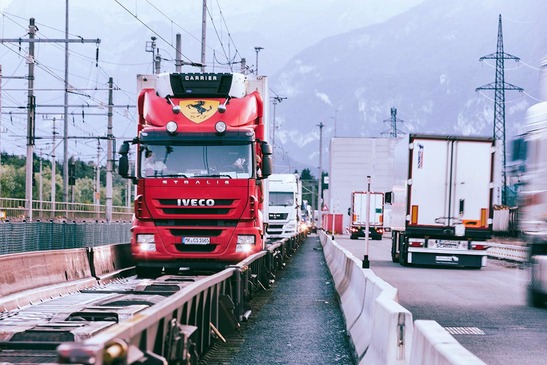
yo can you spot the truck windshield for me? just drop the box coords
[269,192,295,206]
[140,143,253,178]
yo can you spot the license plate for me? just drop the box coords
[182,237,210,245]
[435,240,461,249]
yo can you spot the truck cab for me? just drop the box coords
[266,173,302,240]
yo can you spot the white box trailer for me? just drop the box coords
[349,191,384,240]
[390,134,495,268]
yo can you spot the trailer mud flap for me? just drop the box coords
[408,252,485,268]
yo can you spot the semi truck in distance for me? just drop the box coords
[390,134,495,268]
[118,72,273,276]
[266,173,302,240]
[512,101,547,306]
[348,191,384,240]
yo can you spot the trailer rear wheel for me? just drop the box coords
[398,237,409,266]
[391,232,399,263]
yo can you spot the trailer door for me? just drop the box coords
[408,136,493,229]
[408,138,451,226]
[451,140,492,228]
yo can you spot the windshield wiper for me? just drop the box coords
[194,174,232,179]
[156,173,188,178]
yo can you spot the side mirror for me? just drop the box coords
[261,155,273,178]
[260,141,273,178]
[385,191,393,205]
[347,207,351,216]
[261,141,273,155]
[118,141,130,178]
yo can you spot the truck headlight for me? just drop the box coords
[236,235,256,253]
[137,234,156,252]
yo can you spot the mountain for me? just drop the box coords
[270,0,547,170]
[0,0,424,165]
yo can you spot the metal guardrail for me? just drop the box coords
[487,243,528,262]
[56,232,307,365]
[0,221,131,254]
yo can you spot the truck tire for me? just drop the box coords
[528,286,546,308]
[391,232,399,263]
[399,237,408,266]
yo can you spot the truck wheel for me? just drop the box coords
[528,287,545,308]
[399,239,408,266]
[391,233,399,263]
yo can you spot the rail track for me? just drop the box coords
[0,233,306,365]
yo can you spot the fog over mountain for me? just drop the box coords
[0,0,423,164]
[271,0,547,172]
[0,0,545,175]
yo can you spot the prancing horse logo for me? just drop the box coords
[188,100,212,115]
[179,99,219,123]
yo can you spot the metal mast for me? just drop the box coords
[382,106,405,138]
[201,0,207,72]
[476,14,522,205]
[317,122,324,223]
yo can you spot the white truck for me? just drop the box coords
[266,173,302,240]
[348,191,384,240]
[513,101,547,306]
[390,134,495,268]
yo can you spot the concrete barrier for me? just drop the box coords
[361,295,413,365]
[320,231,411,363]
[0,248,96,310]
[409,320,486,365]
[90,243,134,281]
[348,269,405,362]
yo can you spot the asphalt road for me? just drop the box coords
[336,233,547,365]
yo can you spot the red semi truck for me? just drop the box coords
[118,72,272,276]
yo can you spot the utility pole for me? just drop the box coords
[331,109,339,137]
[175,34,183,73]
[51,117,57,217]
[271,95,287,169]
[201,0,207,72]
[254,46,264,75]
[39,149,43,214]
[105,77,114,222]
[0,17,100,220]
[95,139,101,219]
[476,14,523,205]
[25,18,37,221]
[382,106,405,138]
[317,122,324,227]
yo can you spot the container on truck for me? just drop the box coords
[348,191,384,240]
[390,134,494,268]
[118,72,272,276]
[266,173,302,240]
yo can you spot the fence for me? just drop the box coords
[0,197,133,222]
[0,220,132,255]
